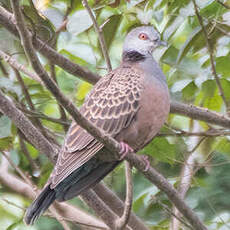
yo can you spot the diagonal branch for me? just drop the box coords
[0,89,58,162]
[192,0,229,113]
[94,182,148,230]
[0,50,42,83]
[0,6,230,127]
[0,84,145,230]
[82,0,112,71]
[115,161,133,230]
[10,1,207,229]
[0,156,109,230]
[215,0,230,10]
[0,5,100,85]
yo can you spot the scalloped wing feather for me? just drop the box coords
[50,67,144,188]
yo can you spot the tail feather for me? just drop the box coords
[24,185,56,225]
[61,161,119,201]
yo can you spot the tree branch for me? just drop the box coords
[170,122,204,230]
[0,50,42,83]
[170,101,230,128]
[215,0,230,10]
[9,1,207,229]
[115,161,133,230]
[192,0,229,112]
[1,6,230,128]
[0,84,143,230]
[94,183,148,230]
[0,89,58,162]
[81,190,120,229]
[0,156,108,230]
[82,0,112,71]
[0,5,100,85]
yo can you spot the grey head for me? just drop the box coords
[122,26,165,62]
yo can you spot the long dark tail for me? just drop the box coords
[24,185,56,225]
[24,158,119,225]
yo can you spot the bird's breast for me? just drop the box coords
[119,77,170,151]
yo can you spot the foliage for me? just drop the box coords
[0,0,230,229]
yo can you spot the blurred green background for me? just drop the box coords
[0,0,230,229]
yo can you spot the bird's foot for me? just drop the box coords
[141,155,150,172]
[119,141,134,160]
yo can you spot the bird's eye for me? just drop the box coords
[138,33,148,40]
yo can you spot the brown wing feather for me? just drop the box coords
[50,67,144,188]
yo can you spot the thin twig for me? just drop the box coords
[13,68,53,143]
[2,198,25,210]
[82,0,112,72]
[215,0,230,9]
[192,0,229,114]
[170,122,205,230]
[49,206,72,230]
[1,151,35,188]
[0,155,108,228]
[50,62,69,132]
[157,200,193,230]
[1,6,230,126]
[18,131,40,177]
[81,189,119,229]
[158,129,230,137]
[17,104,70,126]
[10,1,208,229]
[94,182,148,230]
[0,50,42,83]
[115,161,133,230]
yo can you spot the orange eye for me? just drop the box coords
[138,33,148,40]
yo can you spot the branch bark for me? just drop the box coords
[82,0,112,71]
[0,89,58,162]
[115,161,133,230]
[192,0,229,112]
[0,5,100,85]
[9,1,207,229]
[170,121,204,230]
[1,6,230,129]
[0,156,108,230]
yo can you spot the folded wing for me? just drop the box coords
[50,67,143,188]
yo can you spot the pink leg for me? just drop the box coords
[119,141,134,160]
[141,155,150,172]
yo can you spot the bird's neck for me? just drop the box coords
[122,50,147,62]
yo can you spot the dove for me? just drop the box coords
[24,26,170,225]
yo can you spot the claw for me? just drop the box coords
[119,141,134,160]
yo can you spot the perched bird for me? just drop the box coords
[24,26,170,225]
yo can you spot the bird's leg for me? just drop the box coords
[140,155,150,172]
[119,141,134,160]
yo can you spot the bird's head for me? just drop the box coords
[122,26,166,60]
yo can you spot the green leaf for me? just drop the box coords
[0,115,11,138]
[176,26,202,64]
[182,81,198,102]
[103,14,122,50]
[221,79,230,101]
[76,81,92,105]
[67,10,93,35]
[6,218,23,230]
[161,46,202,75]
[216,55,230,78]
[0,137,13,151]
[0,78,22,97]
[141,137,176,164]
